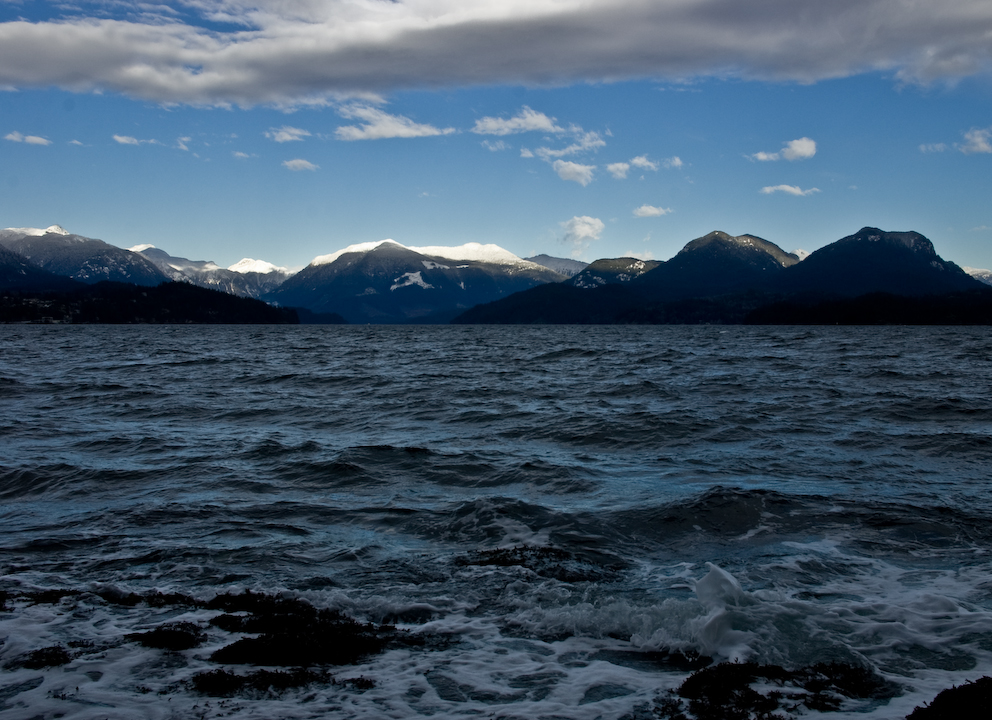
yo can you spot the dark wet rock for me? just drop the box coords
[907,676,992,719]
[25,589,83,605]
[128,621,206,651]
[190,668,331,697]
[7,646,72,670]
[455,545,623,583]
[207,590,413,667]
[651,661,900,720]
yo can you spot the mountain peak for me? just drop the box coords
[45,224,69,235]
[228,258,290,275]
[847,227,936,256]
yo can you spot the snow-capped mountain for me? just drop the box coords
[0,226,169,286]
[964,267,992,286]
[133,246,291,299]
[268,239,565,323]
[525,254,589,278]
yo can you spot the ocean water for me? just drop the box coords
[1,324,991,719]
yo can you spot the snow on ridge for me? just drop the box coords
[4,224,70,237]
[793,249,810,261]
[311,238,535,268]
[228,258,290,275]
[311,240,402,266]
[129,243,156,253]
[408,242,528,266]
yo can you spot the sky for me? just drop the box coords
[1,0,991,271]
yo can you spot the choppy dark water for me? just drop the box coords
[1,325,991,719]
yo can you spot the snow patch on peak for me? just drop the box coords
[228,258,290,275]
[408,242,528,266]
[793,249,810,261]
[311,239,402,266]
[4,225,69,237]
[129,244,156,253]
[310,238,535,268]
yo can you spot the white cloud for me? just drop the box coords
[760,184,820,196]
[233,151,254,158]
[607,162,630,179]
[335,104,455,140]
[960,127,992,154]
[113,134,141,145]
[481,140,509,152]
[630,155,659,171]
[1,3,991,105]
[69,139,83,146]
[176,136,191,151]
[781,137,817,160]
[5,131,52,145]
[283,158,319,171]
[633,204,673,217]
[560,215,605,258]
[622,249,656,261]
[472,106,562,135]
[663,156,684,169]
[552,160,595,186]
[266,126,311,143]
[520,147,534,158]
[750,137,816,161]
[535,130,606,160]
[919,143,947,153]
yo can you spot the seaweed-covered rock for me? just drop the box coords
[907,676,992,719]
[207,590,409,667]
[652,661,900,720]
[128,621,206,651]
[10,645,72,669]
[190,668,331,697]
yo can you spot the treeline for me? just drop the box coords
[1,281,303,324]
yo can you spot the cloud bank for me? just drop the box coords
[2,1,990,106]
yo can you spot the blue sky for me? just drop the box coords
[1,1,991,270]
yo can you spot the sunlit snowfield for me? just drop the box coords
[1,325,991,719]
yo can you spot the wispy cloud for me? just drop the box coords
[552,160,595,186]
[749,137,816,162]
[959,127,992,154]
[176,136,191,151]
[607,162,630,179]
[335,104,455,141]
[113,134,160,146]
[760,184,820,196]
[663,156,684,169]
[919,143,947,153]
[5,131,52,145]
[266,126,311,143]
[630,155,659,171]
[472,106,563,136]
[633,204,673,217]
[560,215,604,258]
[283,158,319,171]
[481,140,509,152]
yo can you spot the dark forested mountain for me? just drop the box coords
[567,257,661,288]
[632,231,799,299]
[0,226,168,286]
[0,243,81,292]
[267,240,565,323]
[134,246,291,299]
[768,227,982,297]
[454,227,990,325]
[524,255,589,277]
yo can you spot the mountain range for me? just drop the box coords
[2,224,991,324]
[454,227,988,324]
